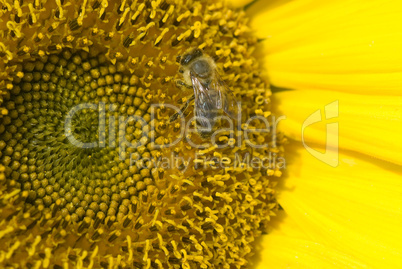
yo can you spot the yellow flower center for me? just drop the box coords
[2,50,155,223]
[0,0,285,268]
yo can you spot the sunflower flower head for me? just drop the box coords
[0,0,285,268]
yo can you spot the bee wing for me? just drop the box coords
[191,73,218,129]
[211,71,239,119]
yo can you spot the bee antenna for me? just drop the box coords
[176,55,182,63]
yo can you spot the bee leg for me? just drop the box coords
[176,80,193,89]
[169,95,195,122]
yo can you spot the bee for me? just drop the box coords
[170,48,239,138]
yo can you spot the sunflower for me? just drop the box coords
[0,0,400,268]
[229,0,401,267]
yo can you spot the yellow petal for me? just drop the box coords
[226,0,255,8]
[255,214,368,268]
[248,0,402,94]
[272,89,402,165]
[256,142,402,268]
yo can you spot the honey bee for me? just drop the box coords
[170,48,239,138]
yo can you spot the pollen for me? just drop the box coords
[0,0,285,268]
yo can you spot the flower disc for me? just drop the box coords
[0,0,284,268]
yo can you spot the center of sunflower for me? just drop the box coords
[70,109,99,143]
[0,0,286,267]
[0,49,155,222]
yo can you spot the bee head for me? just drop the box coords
[180,48,203,66]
